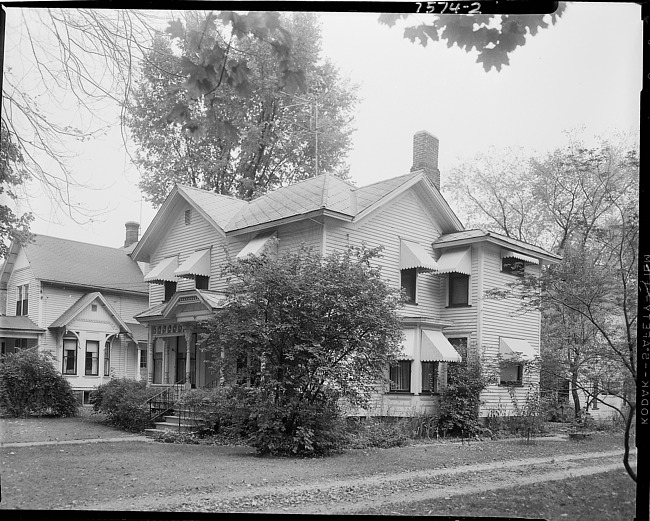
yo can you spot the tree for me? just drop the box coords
[378,2,566,72]
[203,243,404,455]
[126,12,356,205]
[474,140,639,482]
[2,9,305,229]
[0,122,33,257]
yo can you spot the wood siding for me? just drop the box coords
[325,190,444,320]
[478,244,542,415]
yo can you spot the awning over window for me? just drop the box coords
[501,250,539,265]
[421,330,462,362]
[400,240,438,271]
[397,328,416,360]
[144,256,180,283]
[237,231,277,259]
[174,249,210,278]
[500,337,536,361]
[434,247,471,275]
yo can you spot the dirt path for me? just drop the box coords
[85,449,628,513]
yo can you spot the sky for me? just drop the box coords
[3,2,642,249]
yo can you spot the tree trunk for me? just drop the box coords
[571,370,581,418]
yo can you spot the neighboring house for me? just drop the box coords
[0,223,150,404]
[131,131,561,417]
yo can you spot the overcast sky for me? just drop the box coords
[5,2,642,249]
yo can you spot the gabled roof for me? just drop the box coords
[134,289,226,323]
[48,292,134,335]
[17,235,148,295]
[433,229,561,263]
[133,171,464,261]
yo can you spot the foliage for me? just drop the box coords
[90,378,159,432]
[0,348,77,417]
[437,343,490,436]
[127,12,356,205]
[0,122,34,256]
[378,3,566,72]
[203,243,404,455]
[346,417,412,449]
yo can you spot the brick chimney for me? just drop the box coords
[124,221,140,248]
[410,130,440,189]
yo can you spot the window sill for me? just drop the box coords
[387,391,414,395]
[445,304,471,308]
[404,302,418,306]
[499,382,523,387]
[420,392,441,396]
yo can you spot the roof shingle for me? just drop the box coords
[25,235,148,294]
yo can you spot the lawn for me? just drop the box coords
[0,430,634,513]
[358,468,637,520]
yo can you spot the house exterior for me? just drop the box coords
[0,225,150,404]
[131,130,560,417]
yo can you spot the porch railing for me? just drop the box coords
[147,380,187,424]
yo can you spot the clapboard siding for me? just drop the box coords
[7,260,38,320]
[277,219,324,255]
[148,202,226,302]
[325,190,444,320]
[479,244,541,414]
[439,244,479,335]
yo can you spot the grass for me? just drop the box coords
[0,430,631,511]
[359,468,637,520]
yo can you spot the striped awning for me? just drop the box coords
[237,231,277,259]
[434,247,471,275]
[144,256,180,283]
[421,330,462,362]
[400,240,438,271]
[501,250,539,265]
[499,337,536,361]
[174,249,210,278]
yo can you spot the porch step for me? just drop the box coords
[163,415,206,426]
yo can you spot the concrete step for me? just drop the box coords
[163,415,206,426]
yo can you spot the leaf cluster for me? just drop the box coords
[379,4,566,72]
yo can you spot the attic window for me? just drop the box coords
[91,304,98,312]
[185,209,192,225]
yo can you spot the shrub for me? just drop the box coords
[90,378,159,432]
[346,417,409,449]
[0,348,78,417]
[437,350,489,437]
[247,394,349,456]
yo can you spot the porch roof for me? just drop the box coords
[0,316,44,338]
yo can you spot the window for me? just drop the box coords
[83,391,92,405]
[85,340,99,376]
[153,343,163,384]
[195,275,209,290]
[164,281,177,301]
[389,361,411,392]
[14,338,28,350]
[502,257,525,277]
[104,341,111,376]
[401,269,417,303]
[63,338,77,375]
[140,349,147,368]
[421,362,440,394]
[15,284,28,316]
[448,273,469,306]
[184,209,192,225]
[91,304,98,312]
[499,363,523,386]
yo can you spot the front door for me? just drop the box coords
[175,335,197,387]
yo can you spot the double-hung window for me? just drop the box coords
[421,362,440,394]
[63,338,77,375]
[15,284,28,316]
[401,269,417,303]
[499,363,523,386]
[85,341,99,376]
[502,257,525,277]
[448,273,469,306]
[389,361,412,392]
[104,341,111,376]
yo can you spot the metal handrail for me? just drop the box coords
[147,380,186,424]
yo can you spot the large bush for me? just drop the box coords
[0,348,78,417]
[90,378,159,432]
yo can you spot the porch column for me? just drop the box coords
[184,327,192,389]
[147,330,154,385]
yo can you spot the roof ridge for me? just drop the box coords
[177,184,247,204]
[356,171,421,191]
[30,234,129,251]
